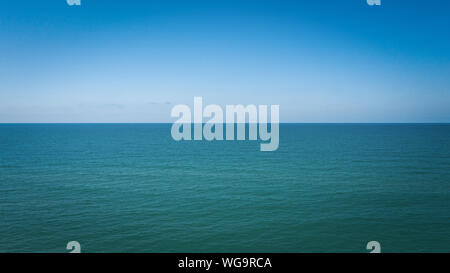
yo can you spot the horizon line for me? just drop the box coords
[1,122,449,125]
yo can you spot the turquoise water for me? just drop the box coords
[0,124,449,253]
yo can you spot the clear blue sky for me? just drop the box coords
[0,0,449,122]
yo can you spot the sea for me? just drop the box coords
[0,124,449,252]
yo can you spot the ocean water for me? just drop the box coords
[0,124,449,253]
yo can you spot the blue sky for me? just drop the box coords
[0,0,449,122]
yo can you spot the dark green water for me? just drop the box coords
[0,124,449,252]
